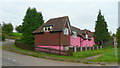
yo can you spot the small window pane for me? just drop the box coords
[72,31,77,38]
[45,27,47,31]
[64,28,68,35]
[48,27,50,31]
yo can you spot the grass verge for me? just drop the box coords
[12,32,22,37]
[2,45,118,62]
[89,51,118,62]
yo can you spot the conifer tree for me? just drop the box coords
[21,7,44,45]
[94,10,110,45]
[116,27,120,45]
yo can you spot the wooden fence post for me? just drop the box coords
[74,46,77,52]
[97,46,99,50]
[80,47,82,51]
[100,46,102,49]
[85,46,87,50]
[92,46,94,50]
[89,47,91,50]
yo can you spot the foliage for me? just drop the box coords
[2,34,5,41]
[93,45,101,47]
[12,32,22,37]
[116,27,120,45]
[15,25,23,33]
[20,7,44,45]
[9,32,23,39]
[2,22,13,36]
[94,10,110,45]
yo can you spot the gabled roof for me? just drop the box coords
[33,16,94,38]
[71,26,81,35]
[71,26,94,38]
[33,16,69,33]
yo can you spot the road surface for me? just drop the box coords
[0,39,118,66]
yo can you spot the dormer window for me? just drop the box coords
[85,34,88,39]
[50,26,53,29]
[48,27,50,31]
[43,25,53,32]
[64,28,68,35]
[72,31,77,38]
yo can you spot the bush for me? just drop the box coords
[2,34,5,41]
[15,40,34,51]
[93,45,101,47]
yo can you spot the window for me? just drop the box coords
[85,34,88,39]
[63,46,69,50]
[64,28,68,35]
[86,44,89,47]
[72,31,77,38]
[43,25,53,32]
[48,27,50,31]
[50,26,53,29]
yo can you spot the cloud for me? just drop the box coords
[0,0,119,3]
[0,1,118,33]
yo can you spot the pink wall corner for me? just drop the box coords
[81,37,95,47]
[70,35,80,47]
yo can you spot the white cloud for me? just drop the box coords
[0,1,118,33]
[0,0,119,3]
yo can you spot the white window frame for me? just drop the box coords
[72,31,77,38]
[86,44,89,47]
[63,46,69,50]
[64,28,69,35]
[43,26,53,32]
[85,34,88,39]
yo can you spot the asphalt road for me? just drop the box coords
[1,39,118,66]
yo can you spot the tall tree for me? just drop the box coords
[94,10,110,45]
[116,27,120,45]
[20,7,44,45]
[15,25,23,33]
[2,22,13,35]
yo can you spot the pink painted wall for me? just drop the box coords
[81,37,95,47]
[36,45,63,50]
[70,35,80,47]
[35,35,95,51]
[70,35,95,47]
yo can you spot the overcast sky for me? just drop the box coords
[0,0,119,33]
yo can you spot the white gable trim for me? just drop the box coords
[65,18,72,34]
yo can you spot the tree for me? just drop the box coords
[116,27,120,45]
[94,10,110,45]
[20,7,44,45]
[2,22,13,35]
[15,25,22,33]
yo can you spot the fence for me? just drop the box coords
[72,46,103,52]
[15,40,35,51]
[15,40,103,56]
[35,47,73,56]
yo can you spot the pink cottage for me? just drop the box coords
[33,16,95,51]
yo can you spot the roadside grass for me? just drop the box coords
[2,44,118,62]
[73,46,114,59]
[10,45,118,62]
[12,32,22,37]
[89,50,118,62]
[11,45,74,59]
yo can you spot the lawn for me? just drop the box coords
[73,46,116,59]
[12,32,22,37]
[89,47,118,62]
[8,32,23,39]
[8,44,118,62]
